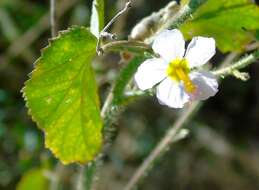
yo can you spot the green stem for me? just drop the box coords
[101,40,152,54]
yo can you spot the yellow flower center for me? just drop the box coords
[166,58,196,93]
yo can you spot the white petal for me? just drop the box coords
[185,37,216,68]
[156,78,190,108]
[134,58,168,90]
[189,71,218,101]
[152,29,185,62]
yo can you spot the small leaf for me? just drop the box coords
[180,0,259,52]
[90,0,105,37]
[22,26,103,164]
[16,168,48,190]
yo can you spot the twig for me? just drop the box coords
[124,102,200,190]
[50,0,57,37]
[96,0,132,55]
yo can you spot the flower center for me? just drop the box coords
[166,58,196,93]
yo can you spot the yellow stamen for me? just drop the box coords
[166,58,196,93]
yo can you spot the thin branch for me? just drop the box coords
[96,0,132,54]
[124,102,200,190]
[50,0,57,37]
[102,1,131,35]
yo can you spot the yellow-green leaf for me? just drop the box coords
[180,0,259,52]
[16,168,48,190]
[22,26,102,164]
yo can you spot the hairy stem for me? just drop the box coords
[101,40,151,54]
[213,50,259,77]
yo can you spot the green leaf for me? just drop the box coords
[90,0,105,37]
[113,56,146,105]
[22,26,103,164]
[16,168,48,190]
[180,0,259,52]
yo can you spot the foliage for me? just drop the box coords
[181,0,259,52]
[22,26,102,164]
[16,168,49,190]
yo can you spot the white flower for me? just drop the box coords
[134,29,218,108]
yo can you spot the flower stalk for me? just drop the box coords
[213,50,259,77]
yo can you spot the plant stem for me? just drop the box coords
[124,102,201,190]
[50,0,57,37]
[213,50,259,77]
[101,40,151,54]
[169,0,208,29]
[97,0,132,54]
[80,0,211,189]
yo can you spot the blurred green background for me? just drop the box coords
[1,0,259,189]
